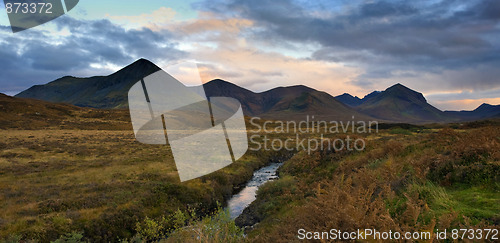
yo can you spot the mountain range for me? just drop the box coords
[335,84,450,123]
[12,58,500,124]
[16,59,161,109]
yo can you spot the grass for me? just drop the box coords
[448,186,500,223]
[389,127,413,135]
[0,128,275,242]
[244,124,500,241]
[0,114,499,241]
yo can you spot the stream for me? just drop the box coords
[227,162,283,219]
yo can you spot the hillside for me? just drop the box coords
[0,93,131,130]
[355,84,452,124]
[14,58,498,124]
[334,93,363,107]
[445,103,500,121]
[16,59,161,109]
[16,59,378,122]
[205,80,375,121]
[334,91,381,107]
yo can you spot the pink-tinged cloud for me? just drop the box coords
[189,45,364,97]
[431,98,500,111]
[173,12,253,34]
[107,7,177,30]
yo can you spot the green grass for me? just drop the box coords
[243,125,500,241]
[407,182,500,225]
[448,186,500,223]
[389,127,413,135]
[0,129,276,242]
[1,119,499,242]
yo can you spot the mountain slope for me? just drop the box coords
[474,103,500,118]
[16,59,160,109]
[355,84,451,123]
[445,103,500,121]
[0,93,130,129]
[17,58,494,124]
[15,58,375,122]
[203,79,262,115]
[335,91,381,107]
[335,93,363,107]
[204,80,375,121]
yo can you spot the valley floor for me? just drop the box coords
[0,120,499,242]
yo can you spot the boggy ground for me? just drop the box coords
[242,121,500,242]
[0,108,499,242]
[0,128,289,242]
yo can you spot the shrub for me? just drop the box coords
[52,231,85,243]
[166,207,244,243]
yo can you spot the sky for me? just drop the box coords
[0,0,499,111]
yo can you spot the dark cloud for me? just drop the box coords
[0,16,186,94]
[359,1,418,17]
[201,0,500,91]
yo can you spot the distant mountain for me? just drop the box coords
[205,80,374,121]
[355,83,451,124]
[363,91,382,101]
[474,103,500,116]
[445,103,500,121]
[335,91,381,107]
[203,79,262,115]
[335,93,363,107]
[16,59,376,121]
[16,59,160,109]
[14,58,499,124]
[205,80,319,116]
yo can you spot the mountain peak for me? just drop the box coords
[386,83,409,91]
[384,83,426,102]
[355,82,447,123]
[121,58,160,71]
[134,58,155,65]
[204,79,254,93]
[16,58,162,109]
[474,103,499,112]
[206,79,234,85]
[269,84,314,93]
[335,93,362,107]
[363,91,381,100]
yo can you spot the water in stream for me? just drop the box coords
[227,162,283,219]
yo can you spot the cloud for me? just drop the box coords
[172,12,253,35]
[200,0,500,95]
[1,0,499,112]
[432,98,500,111]
[191,45,363,96]
[426,86,500,110]
[0,16,186,94]
[107,7,177,30]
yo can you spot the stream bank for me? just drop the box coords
[227,162,283,219]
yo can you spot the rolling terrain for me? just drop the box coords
[204,79,375,121]
[16,59,374,122]
[0,93,131,130]
[1,59,499,241]
[16,59,161,109]
[16,58,500,124]
[354,83,452,124]
[445,103,500,121]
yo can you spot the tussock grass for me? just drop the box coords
[0,119,499,242]
[245,124,500,241]
[0,129,271,242]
